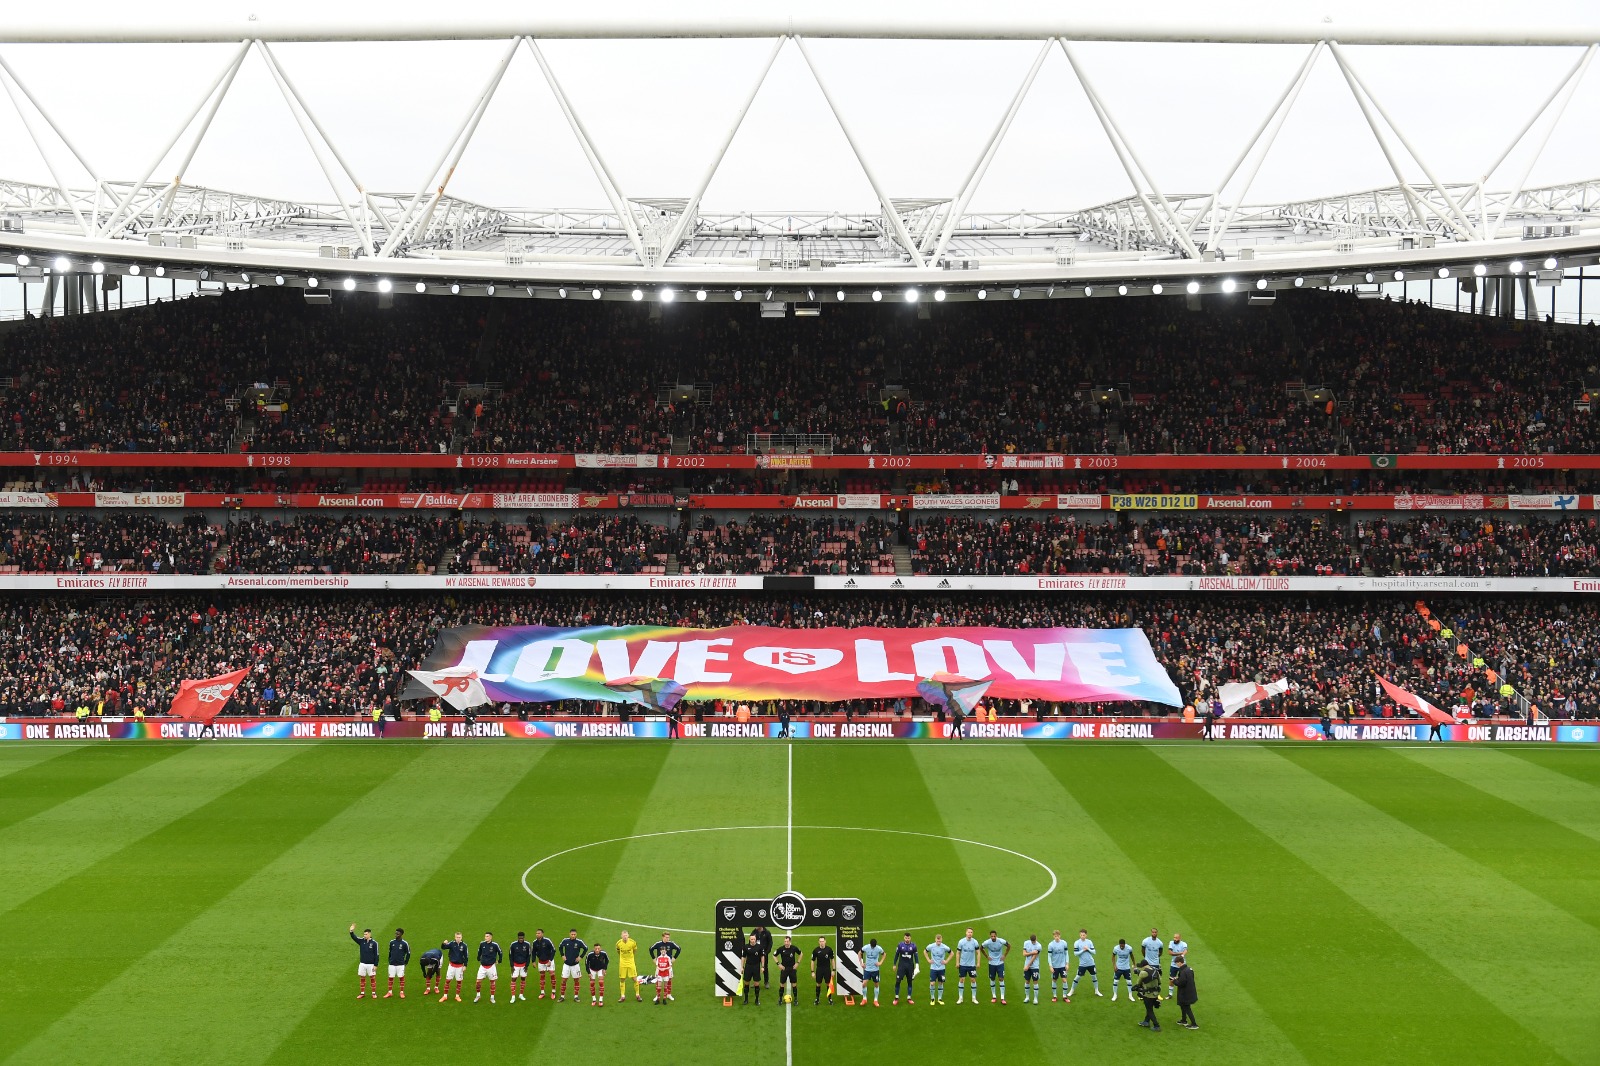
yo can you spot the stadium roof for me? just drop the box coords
[2,4,1599,299]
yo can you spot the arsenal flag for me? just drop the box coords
[406,668,491,710]
[169,667,250,722]
[1377,676,1454,725]
[1216,678,1290,717]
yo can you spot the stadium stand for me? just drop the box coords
[1,593,1594,721]
[4,287,1600,456]
[1,511,1598,577]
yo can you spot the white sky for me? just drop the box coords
[1,1,1598,214]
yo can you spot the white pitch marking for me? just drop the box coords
[786,743,794,892]
[786,744,793,1066]
[519,824,1059,936]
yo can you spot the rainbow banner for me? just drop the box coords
[411,624,1183,707]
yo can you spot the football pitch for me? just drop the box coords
[2,739,1598,1066]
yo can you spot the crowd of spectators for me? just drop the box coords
[450,514,670,575]
[4,592,1597,721]
[3,465,1595,503]
[0,512,219,573]
[909,513,1600,577]
[6,286,1600,457]
[2,510,1599,577]
[675,515,896,575]
[218,514,453,574]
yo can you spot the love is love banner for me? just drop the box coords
[411,625,1182,707]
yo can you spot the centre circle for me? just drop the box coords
[519,825,1058,936]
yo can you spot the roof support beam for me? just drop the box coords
[1483,43,1596,239]
[793,35,927,267]
[1056,38,1201,260]
[98,39,250,238]
[0,60,91,236]
[1327,41,1477,243]
[653,34,786,268]
[0,51,105,234]
[523,37,648,266]
[4,12,1600,46]
[1199,41,1322,248]
[379,35,520,258]
[929,38,1051,266]
[256,41,384,255]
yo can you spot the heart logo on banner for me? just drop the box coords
[743,646,845,674]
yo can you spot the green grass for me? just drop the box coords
[2,739,1597,1066]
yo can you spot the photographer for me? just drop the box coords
[1134,959,1163,1032]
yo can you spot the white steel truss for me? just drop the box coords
[2,16,1600,289]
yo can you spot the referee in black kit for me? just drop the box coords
[752,924,773,986]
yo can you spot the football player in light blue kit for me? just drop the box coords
[1045,930,1072,1003]
[1166,933,1189,998]
[1141,928,1165,971]
[1020,935,1043,1004]
[981,930,1011,1005]
[860,938,886,1006]
[1067,928,1101,1000]
[924,934,952,1005]
[954,928,982,1005]
[1110,938,1135,1001]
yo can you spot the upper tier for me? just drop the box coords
[2,284,1597,461]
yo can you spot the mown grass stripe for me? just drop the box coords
[917,742,1309,1066]
[583,741,788,933]
[261,741,675,1066]
[0,744,187,833]
[0,743,304,921]
[1393,745,1600,844]
[1037,743,1556,1066]
[5,743,544,1066]
[1280,745,1600,939]
[0,742,425,1063]
[1163,744,1589,1064]
[790,741,1048,1066]
[0,743,76,781]
[530,742,791,1064]
[1501,745,1600,790]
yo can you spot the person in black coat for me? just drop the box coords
[1172,956,1199,1029]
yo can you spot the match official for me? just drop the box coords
[753,923,773,987]
[811,937,835,1005]
[742,934,767,1005]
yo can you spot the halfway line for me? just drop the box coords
[786,742,794,892]
[785,742,793,1066]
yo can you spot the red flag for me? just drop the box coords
[1377,676,1453,725]
[169,667,250,722]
